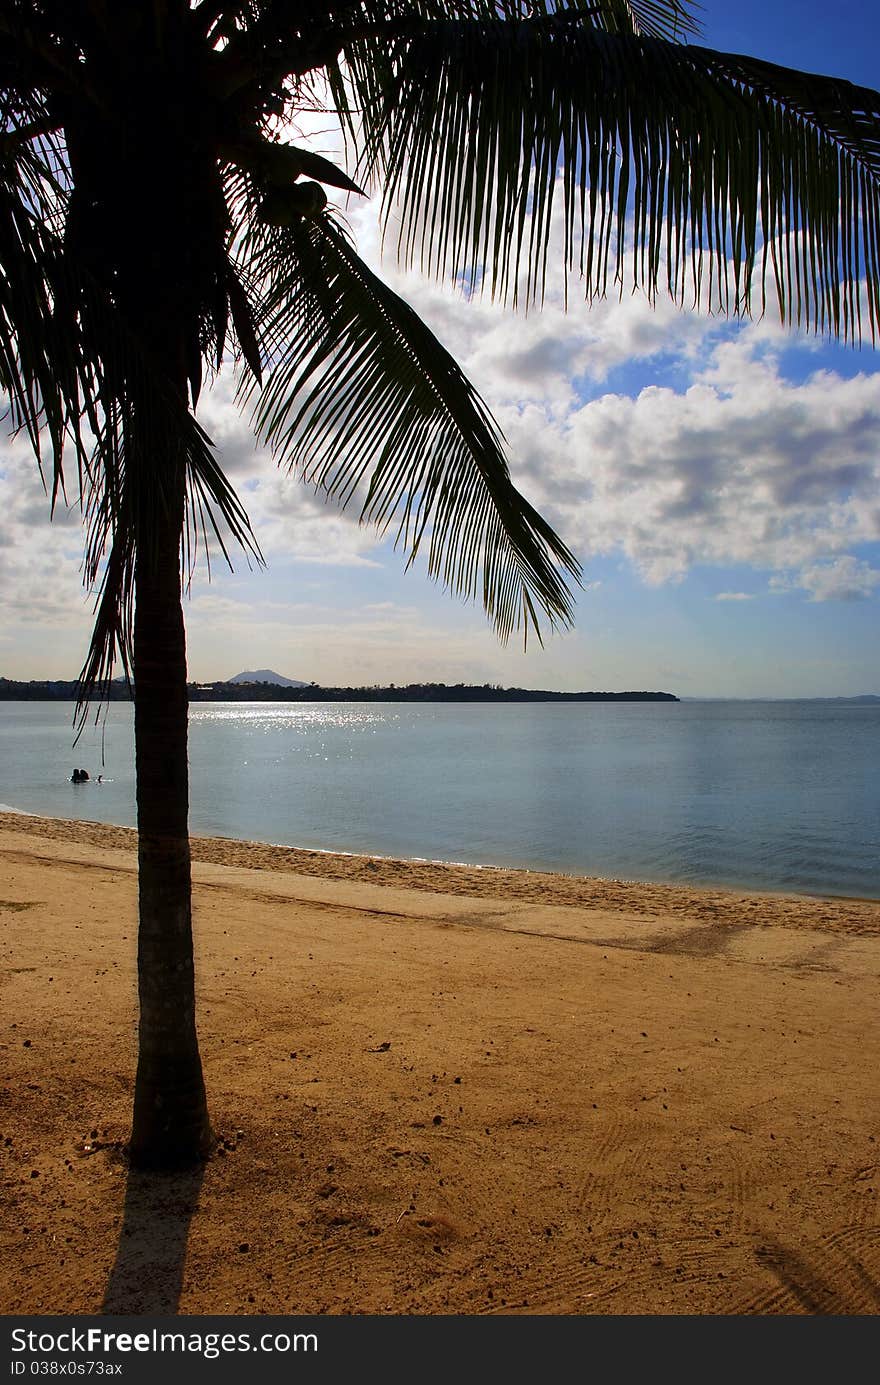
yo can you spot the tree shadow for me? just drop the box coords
[102,1164,205,1315]
[754,1233,880,1315]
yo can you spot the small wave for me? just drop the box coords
[0,804,35,815]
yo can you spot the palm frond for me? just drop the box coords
[0,116,81,503]
[238,211,580,642]
[1,123,262,715]
[495,2,701,41]
[345,17,880,339]
[620,1,699,39]
[77,397,263,728]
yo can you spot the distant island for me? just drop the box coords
[189,682,680,703]
[0,677,679,704]
[678,694,880,704]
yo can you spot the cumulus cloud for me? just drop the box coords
[155,363,389,571]
[772,556,880,602]
[0,440,91,635]
[0,375,386,683]
[351,194,721,417]
[194,370,268,482]
[184,138,880,612]
[244,471,384,567]
[474,332,880,597]
[339,178,880,607]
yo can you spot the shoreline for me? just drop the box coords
[2,809,879,931]
[1,812,879,1314]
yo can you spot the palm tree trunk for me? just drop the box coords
[128,478,212,1168]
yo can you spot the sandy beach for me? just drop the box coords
[1,809,878,1316]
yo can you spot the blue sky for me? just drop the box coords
[2,1,879,697]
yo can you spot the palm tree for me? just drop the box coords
[2,0,879,1168]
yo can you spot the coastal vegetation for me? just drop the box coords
[3,1,880,1169]
[0,677,678,702]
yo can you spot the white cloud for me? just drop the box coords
[0,441,92,641]
[341,187,880,604]
[190,368,388,569]
[772,556,880,602]
[715,592,754,601]
[180,148,880,613]
[247,471,384,567]
[481,334,880,595]
[194,371,268,482]
[354,213,720,415]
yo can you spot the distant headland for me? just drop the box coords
[0,676,679,704]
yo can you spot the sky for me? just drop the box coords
[2,1,880,698]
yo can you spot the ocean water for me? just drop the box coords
[0,698,877,898]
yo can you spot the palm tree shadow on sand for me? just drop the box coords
[102,1165,205,1315]
[741,1231,880,1315]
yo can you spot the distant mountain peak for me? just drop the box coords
[227,669,308,687]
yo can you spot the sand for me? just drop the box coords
[1,810,878,1316]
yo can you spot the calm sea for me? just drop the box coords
[0,699,877,898]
